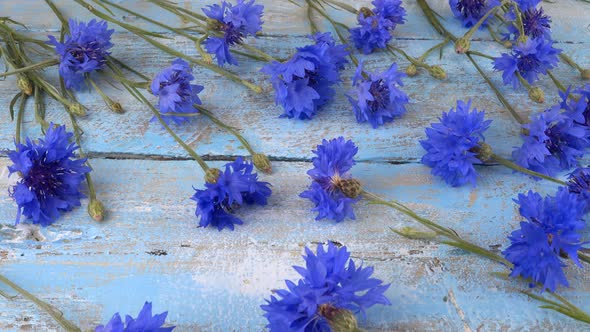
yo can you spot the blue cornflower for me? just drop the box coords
[150,58,204,125]
[300,137,360,222]
[449,0,501,28]
[191,157,271,231]
[573,84,590,127]
[493,37,560,89]
[420,100,492,187]
[261,243,391,331]
[202,0,264,66]
[7,124,91,226]
[47,19,114,90]
[347,61,409,128]
[505,7,552,41]
[349,0,406,55]
[514,0,541,10]
[567,167,590,212]
[262,33,348,119]
[95,302,175,332]
[512,105,590,177]
[503,188,586,292]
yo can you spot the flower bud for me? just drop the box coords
[319,305,362,332]
[394,226,437,240]
[206,18,224,31]
[528,87,545,104]
[405,64,418,77]
[503,41,513,49]
[358,7,374,18]
[69,103,86,116]
[427,65,447,80]
[17,75,33,95]
[454,38,470,54]
[88,199,105,222]
[474,142,493,162]
[109,101,124,114]
[205,168,221,184]
[581,69,590,80]
[253,153,272,174]
[337,178,362,199]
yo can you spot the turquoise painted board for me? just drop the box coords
[0,0,589,331]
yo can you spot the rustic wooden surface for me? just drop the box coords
[0,0,589,331]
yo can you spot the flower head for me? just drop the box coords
[191,157,271,231]
[300,137,360,222]
[503,188,586,292]
[202,0,264,66]
[7,124,91,226]
[512,105,590,177]
[514,0,541,10]
[261,243,390,331]
[150,58,204,125]
[574,84,590,127]
[349,0,406,54]
[449,0,501,28]
[567,167,590,212]
[493,37,560,89]
[47,19,114,90]
[347,61,409,128]
[262,33,348,119]
[420,100,492,187]
[95,302,175,332]
[505,7,552,41]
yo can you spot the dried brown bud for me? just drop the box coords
[503,41,513,49]
[358,7,374,18]
[253,153,272,174]
[88,199,105,222]
[454,38,470,54]
[581,69,590,80]
[205,168,221,184]
[528,87,545,104]
[17,75,33,95]
[427,65,447,80]
[405,64,418,77]
[337,178,362,199]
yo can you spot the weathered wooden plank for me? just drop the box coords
[5,0,590,43]
[0,37,587,162]
[0,159,588,331]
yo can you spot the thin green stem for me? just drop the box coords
[33,86,49,129]
[15,93,26,146]
[307,0,321,34]
[418,38,450,61]
[468,50,495,60]
[546,70,567,93]
[87,77,114,107]
[559,53,583,72]
[511,2,526,41]
[461,5,500,41]
[72,0,262,93]
[579,252,590,264]
[0,58,58,78]
[0,274,81,332]
[195,105,256,155]
[491,153,566,185]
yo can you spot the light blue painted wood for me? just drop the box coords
[0,0,589,331]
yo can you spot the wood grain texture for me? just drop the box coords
[0,0,589,331]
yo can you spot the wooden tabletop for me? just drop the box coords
[1,0,589,331]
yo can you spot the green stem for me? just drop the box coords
[195,34,214,64]
[195,105,256,155]
[87,77,115,107]
[418,38,450,61]
[72,0,262,93]
[491,153,566,185]
[559,53,583,72]
[307,0,321,34]
[468,50,495,60]
[15,93,26,146]
[0,58,58,78]
[579,252,590,264]
[511,2,526,41]
[33,86,49,129]
[0,274,81,332]
[321,0,358,14]
[461,5,500,41]
[546,70,567,93]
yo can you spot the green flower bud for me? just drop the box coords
[337,178,362,199]
[109,101,124,114]
[454,38,470,54]
[427,65,447,80]
[69,103,86,116]
[319,305,363,332]
[206,18,224,31]
[205,168,221,184]
[253,153,272,174]
[474,142,493,162]
[503,41,513,49]
[528,87,545,104]
[358,7,374,18]
[17,75,33,95]
[581,69,590,80]
[405,64,418,77]
[88,199,105,222]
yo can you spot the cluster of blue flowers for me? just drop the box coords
[48,19,114,90]
[350,0,406,54]
[261,242,390,331]
[347,61,409,128]
[300,137,360,222]
[202,0,264,66]
[192,158,272,231]
[95,302,175,332]
[262,33,348,119]
[420,100,492,187]
[150,58,204,125]
[8,124,91,226]
[503,187,586,292]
